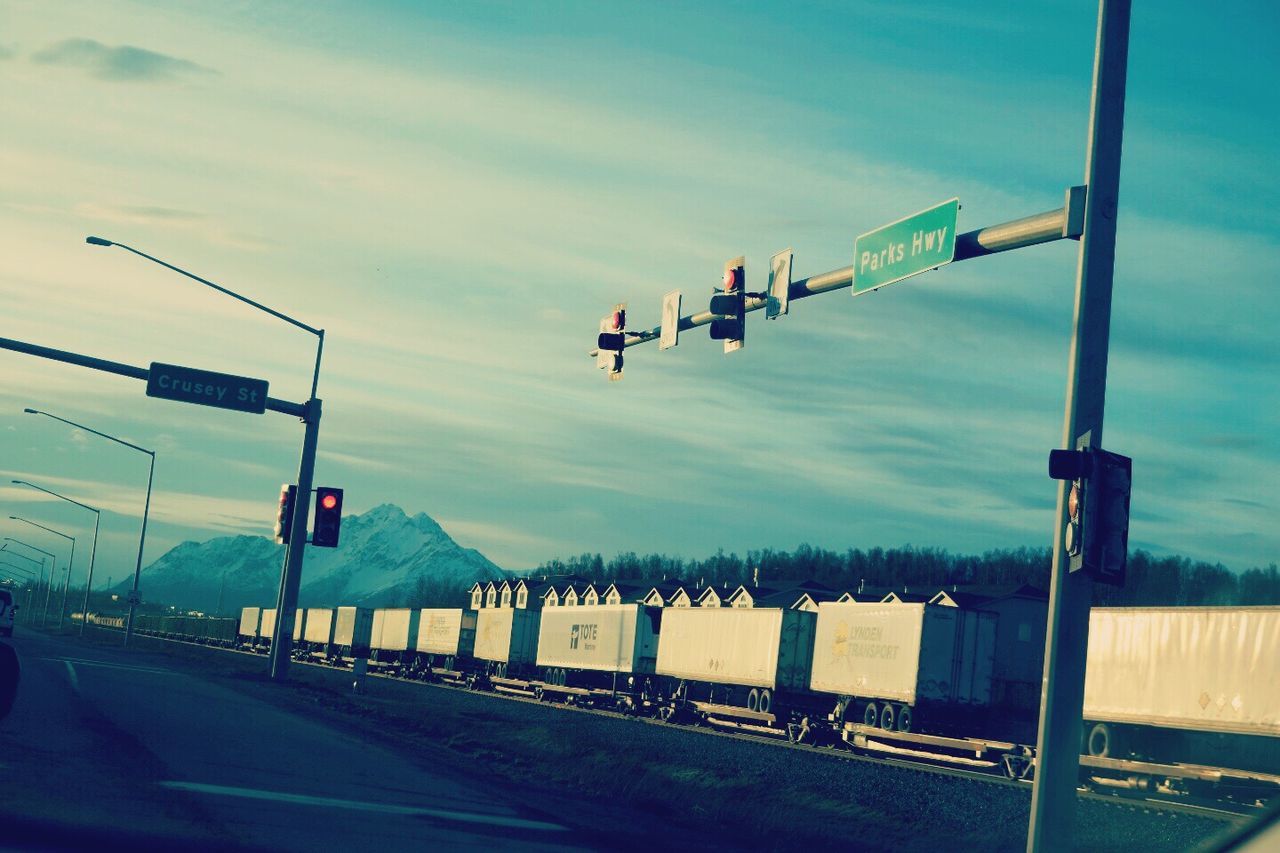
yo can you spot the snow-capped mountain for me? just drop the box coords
[127,504,506,613]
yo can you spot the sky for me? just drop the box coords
[0,1,1276,595]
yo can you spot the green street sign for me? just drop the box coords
[146,362,269,414]
[853,198,959,294]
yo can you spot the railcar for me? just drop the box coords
[533,603,661,711]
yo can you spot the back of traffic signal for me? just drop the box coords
[273,484,345,549]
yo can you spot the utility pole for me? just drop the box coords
[1027,1,1131,850]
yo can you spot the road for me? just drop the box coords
[0,627,584,851]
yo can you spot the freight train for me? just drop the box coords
[90,593,1280,798]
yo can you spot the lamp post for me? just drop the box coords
[1,546,43,621]
[3,539,53,627]
[24,408,154,646]
[12,480,101,635]
[10,516,74,628]
[87,236,325,682]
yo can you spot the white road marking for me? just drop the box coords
[38,656,171,675]
[158,781,569,833]
[63,660,79,694]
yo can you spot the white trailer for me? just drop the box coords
[654,607,818,731]
[303,608,335,647]
[537,604,660,675]
[369,608,422,673]
[416,608,477,658]
[1082,606,1280,764]
[260,608,278,642]
[809,602,996,733]
[333,606,374,658]
[238,606,261,643]
[474,608,540,677]
[656,606,814,691]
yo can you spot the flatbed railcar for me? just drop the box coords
[413,608,480,686]
[368,608,421,676]
[652,606,829,736]
[807,601,999,740]
[532,603,662,712]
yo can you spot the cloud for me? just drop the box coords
[30,38,215,83]
[74,203,207,226]
[0,44,16,61]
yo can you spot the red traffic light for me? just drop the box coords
[723,267,742,292]
[321,494,338,510]
[611,309,625,330]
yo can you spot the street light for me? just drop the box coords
[3,539,53,627]
[12,479,101,635]
[10,516,74,629]
[1,544,44,618]
[24,408,155,646]
[87,236,326,682]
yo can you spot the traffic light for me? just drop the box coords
[596,303,627,381]
[274,484,297,545]
[312,487,344,548]
[1048,445,1132,585]
[709,256,746,353]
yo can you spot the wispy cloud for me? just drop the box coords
[30,38,216,82]
[74,203,206,226]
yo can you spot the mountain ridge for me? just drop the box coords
[126,503,506,613]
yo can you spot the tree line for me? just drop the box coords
[525,545,1280,607]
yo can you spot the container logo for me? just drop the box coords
[569,623,598,651]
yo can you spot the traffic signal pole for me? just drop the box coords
[1027,2,1130,850]
[268,396,321,682]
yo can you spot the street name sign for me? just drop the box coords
[853,198,959,294]
[147,362,269,414]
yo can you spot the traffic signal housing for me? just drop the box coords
[596,304,627,381]
[274,484,297,545]
[709,257,746,353]
[1048,446,1132,585]
[312,487,344,548]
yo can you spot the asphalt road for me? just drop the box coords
[0,627,584,851]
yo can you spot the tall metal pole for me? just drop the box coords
[1027,2,1130,850]
[57,536,75,629]
[123,451,156,648]
[79,511,101,636]
[269,397,321,681]
[42,556,58,626]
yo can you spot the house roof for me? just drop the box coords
[930,583,1049,606]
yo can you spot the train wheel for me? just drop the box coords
[896,705,912,733]
[879,703,896,731]
[758,689,772,715]
[747,688,760,712]
[864,702,879,727]
[1087,723,1115,758]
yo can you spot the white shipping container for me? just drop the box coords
[655,607,815,691]
[303,608,335,645]
[809,603,995,706]
[474,608,540,665]
[238,606,261,639]
[371,608,421,652]
[1084,607,1280,737]
[416,609,476,657]
[333,606,374,654]
[537,604,661,674]
[260,608,278,640]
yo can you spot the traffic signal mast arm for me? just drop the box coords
[588,186,1085,356]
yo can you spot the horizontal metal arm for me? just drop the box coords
[592,186,1086,354]
[0,336,308,418]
